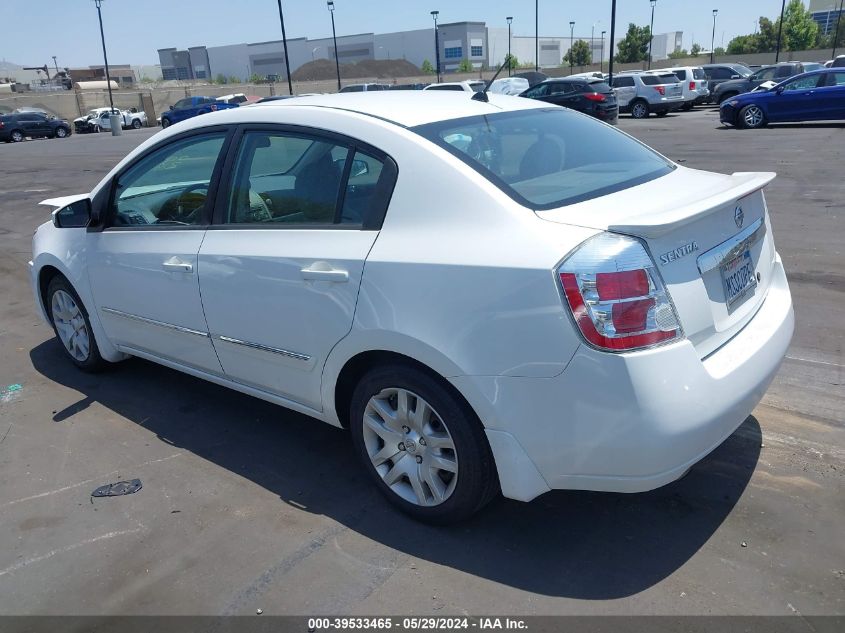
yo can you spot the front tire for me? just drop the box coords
[350,364,498,524]
[739,104,766,129]
[54,126,68,138]
[47,276,107,372]
[131,118,142,129]
[630,100,650,119]
[161,117,171,128]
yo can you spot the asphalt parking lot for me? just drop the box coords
[0,108,843,616]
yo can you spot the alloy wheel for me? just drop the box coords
[51,289,90,362]
[362,387,458,507]
[743,105,764,128]
[11,130,23,142]
[55,127,67,138]
[631,102,648,119]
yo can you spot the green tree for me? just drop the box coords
[614,23,652,63]
[504,53,519,70]
[214,74,228,84]
[563,39,592,66]
[421,59,435,74]
[714,46,726,56]
[690,43,702,57]
[757,17,779,52]
[782,0,819,51]
[667,48,689,59]
[249,73,263,84]
[726,34,758,54]
[458,58,473,72]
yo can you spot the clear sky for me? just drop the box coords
[3,0,803,67]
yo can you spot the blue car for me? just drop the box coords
[720,69,845,129]
[160,96,239,128]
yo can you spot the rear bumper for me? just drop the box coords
[454,254,793,502]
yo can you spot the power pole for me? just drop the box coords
[609,0,617,84]
[276,0,294,95]
[775,0,786,63]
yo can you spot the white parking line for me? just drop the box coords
[785,355,844,368]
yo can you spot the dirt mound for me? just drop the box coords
[292,58,421,82]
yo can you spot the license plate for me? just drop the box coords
[721,248,757,311]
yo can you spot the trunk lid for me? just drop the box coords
[537,167,777,358]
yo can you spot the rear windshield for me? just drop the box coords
[412,108,674,210]
[586,81,612,92]
[640,75,662,85]
[693,68,707,79]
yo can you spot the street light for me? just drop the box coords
[601,30,606,73]
[93,1,115,115]
[275,0,294,95]
[775,0,786,62]
[328,1,341,92]
[431,10,441,83]
[710,9,718,64]
[648,0,656,70]
[535,0,539,72]
[609,0,617,84]
[507,16,513,76]
[569,21,575,75]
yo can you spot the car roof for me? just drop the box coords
[236,91,549,127]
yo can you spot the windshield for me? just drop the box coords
[413,108,674,210]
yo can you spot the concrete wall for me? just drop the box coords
[374,29,434,66]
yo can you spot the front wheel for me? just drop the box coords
[350,364,498,524]
[54,126,68,138]
[47,276,107,372]
[630,101,650,119]
[131,118,142,129]
[740,104,766,129]
[161,118,171,128]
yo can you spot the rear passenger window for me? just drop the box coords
[340,151,387,225]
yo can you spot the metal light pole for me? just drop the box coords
[775,0,786,62]
[569,21,575,75]
[710,9,718,64]
[648,0,656,70]
[507,16,513,76]
[609,0,617,84]
[431,10,441,83]
[328,1,341,91]
[535,0,539,72]
[601,30,606,73]
[834,0,844,57]
[276,0,294,95]
[52,55,59,77]
[93,0,114,112]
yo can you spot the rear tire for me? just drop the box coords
[630,100,650,119]
[350,364,499,524]
[46,276,107,372]
[131,118,142,129]
[681,102,694,111]
[10,130,24,142]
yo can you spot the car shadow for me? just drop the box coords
[30,340,761,600]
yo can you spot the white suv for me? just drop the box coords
[612,71,685,118]
[31,93,793,523]
[668,66,711,109]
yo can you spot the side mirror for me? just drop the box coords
[52,199,92,228]
[351,159,369,178]
[731,74,741,79]
[169,105,174,110]
[776,85,785,95]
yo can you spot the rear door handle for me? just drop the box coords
[162,256,193,273]
[301,263,349,282]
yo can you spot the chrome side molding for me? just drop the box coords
[217,335,311,361]
[697,218,766,274]
[101,307,209,337]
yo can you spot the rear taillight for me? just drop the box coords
[557,233,683,352]
[689,81,696,90]
[0,121,4,129]
[654,85,666,96]
[584,92,607,102]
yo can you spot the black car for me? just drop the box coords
[0,112,71,142]
[519,77,618,124]
[711,62,809,104]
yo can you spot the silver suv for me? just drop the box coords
[611,71,685,118]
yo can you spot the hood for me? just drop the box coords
[715,78,750,92]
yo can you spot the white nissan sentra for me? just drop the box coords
[30,92,793,523]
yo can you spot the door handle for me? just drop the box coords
[162,257,193,273]
[301,262,349,282]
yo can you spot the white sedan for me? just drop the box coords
[30,92,793,523]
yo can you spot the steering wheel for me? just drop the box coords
[160,183,209,224]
